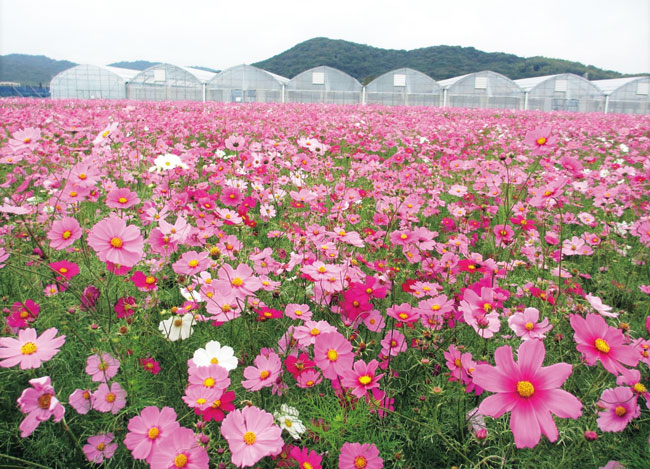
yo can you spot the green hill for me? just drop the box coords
[253,38,626,84]
[0,54,76,86]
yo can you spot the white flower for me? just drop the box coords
[149,153,188,172]
[158,314,194,341]
[274,404,305,439]
[192,340,238,371]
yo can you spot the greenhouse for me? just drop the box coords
[206,64,288,103]
[126,64,216,102]
[592,76,650,115]
[286,66,362,104]
[515,74,605,113]
[365,68,442,106]
[439,71,523,110]
[50,64,138,100]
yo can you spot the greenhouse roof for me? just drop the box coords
[591,76,650,95]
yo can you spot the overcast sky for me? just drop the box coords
[1,0,648,74]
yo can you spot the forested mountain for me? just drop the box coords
[253,38,625,84]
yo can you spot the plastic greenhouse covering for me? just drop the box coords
[439,71,523,110]
[286,66,362,104]
[365,68,442,106]
[592,77,650,115]
[207,65,288,103]
[126,64,216,102]
[515,74,605,113]
[50,65,138,100]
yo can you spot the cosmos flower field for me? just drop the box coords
[1,98,650,468]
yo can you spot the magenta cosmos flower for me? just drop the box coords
[87,216,144,268]
[47,217,82,250]
[570,314,639,375]
[472,339,582,448]
[220,405,284,468]
[124,406,180,462]
[17,376,65,437]
[83,433,117,464]
[0,327,65,369]
[596,386,640,432]
[338,442,383,469]
[149,426,209,469]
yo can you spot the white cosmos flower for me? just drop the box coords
[158,314,194,341]
[149,153,188,172]
[192,340,238,371]
[273,404,306,440]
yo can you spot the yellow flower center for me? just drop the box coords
[358,375,372,385]
[174,453,188,468]
[516,380,535,398]
[203,378,215,388]
[615,405,627,417]
[354,456,368,468]
[260,370,270,379]
[232,277,243,286]
[243,431,256,445]
[148,427,159,439]
[634,383,647,394]
[594,338,610,353]
[118,197,128,204]
[110,237,123,248]
[62,230,72,239]
[145,276,156,284]
[96,443,105,451]
[105,392,116,403]
[536,137,547,146]
[327,349,338,361]
[524,322,535,331]
[21,342,38,355]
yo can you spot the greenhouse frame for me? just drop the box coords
[439,71,523,110]
[592,76,650,115]
[365,68,442,106]
[206,64,288,103]
[515,73,605,113]
[50,64,138,100]
[286,66,362,104]
[126,64,216,102]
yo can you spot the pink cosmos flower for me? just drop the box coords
[314,332,355,380]
[0,327,65,369]
[570,314,639,375]
[47,217,82,250]
[172,251,211,276]
[86,352,120,382]
[17,376,65,437]
[289,446,323,469]
[106,187,140,209]
[338,442,384,469]
[242,351,282,391]
[472,339,583,448]
[83,433,117,464]
[124,406,181,462]
[92,382,127,414]
[68,388,92,414]
[507,307,552,340]
[596,386,640,432]
[149,426,209,469]
[49,260,80,281]
[87,216,144,267]
[220,406,284,468]
[341,359,384,398]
